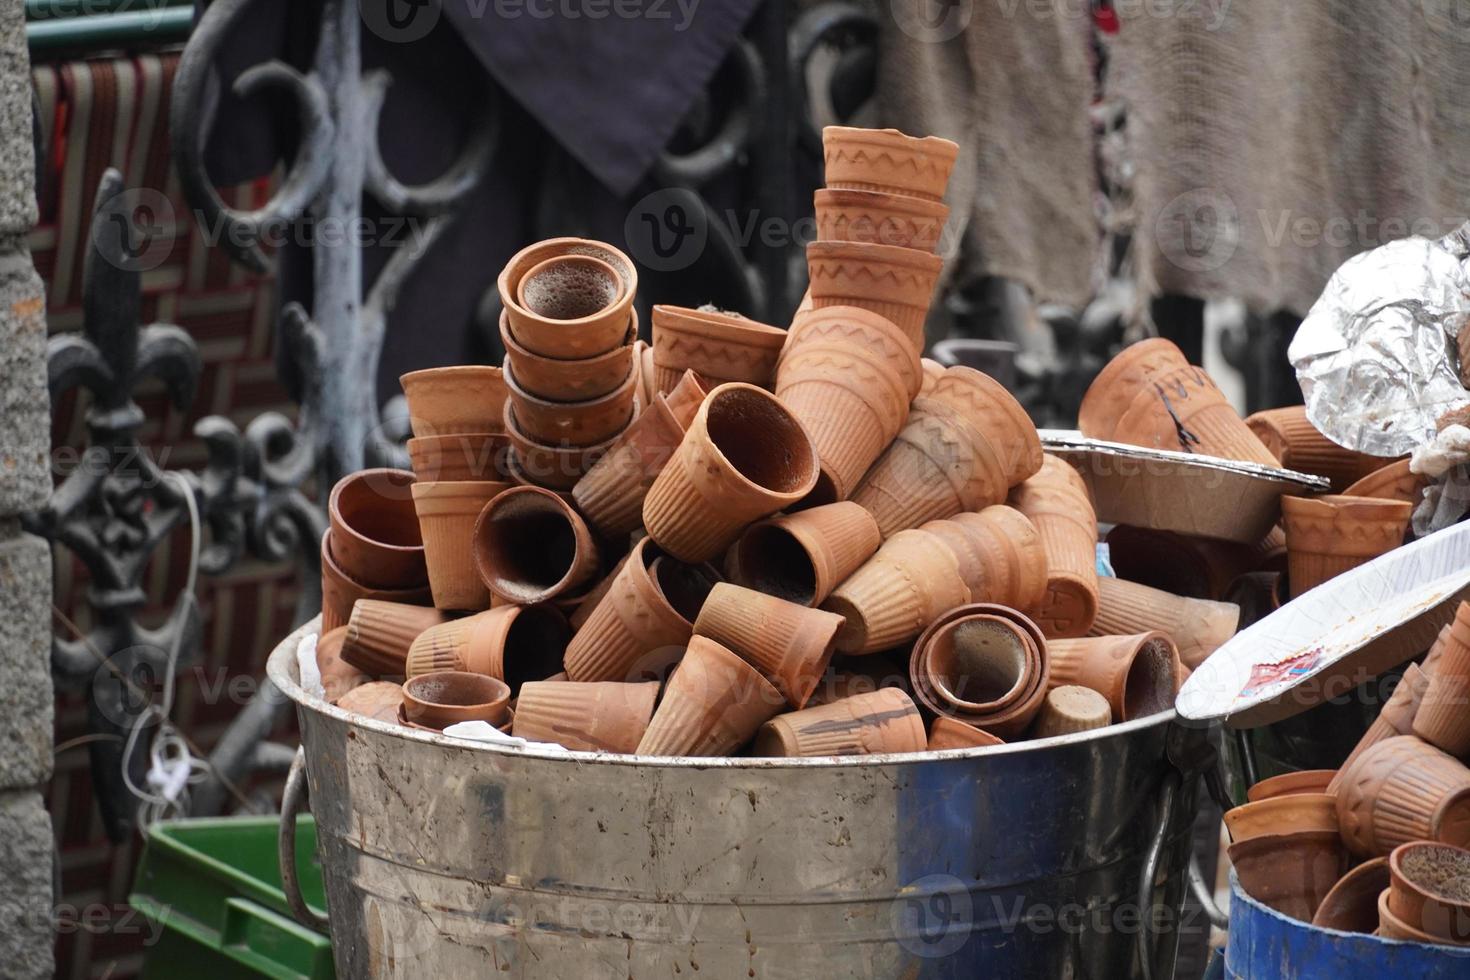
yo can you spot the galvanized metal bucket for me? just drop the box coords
[268,620,1205,978]
[1223,875,1470,978]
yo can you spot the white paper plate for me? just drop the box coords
[1040,430,1330,543]
[1177,521,1470,728]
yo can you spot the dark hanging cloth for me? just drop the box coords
[195,0,760,401]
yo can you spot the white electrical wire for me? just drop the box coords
[120,471,211,828]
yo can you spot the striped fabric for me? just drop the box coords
[31,53,298,980]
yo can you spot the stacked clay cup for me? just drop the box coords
[322,469,432,629]
[806,126,958,352]
[498,238,640,490]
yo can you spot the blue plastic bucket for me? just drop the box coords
[1224,873,1470,978]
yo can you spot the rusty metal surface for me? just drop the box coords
[269,621,1201,978]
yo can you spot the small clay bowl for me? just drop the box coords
[327,468,426,590]
[502,359,638,448]
[1224,793,1339,844]
[1388,840,1470,943]
[1312,856,1389,933]
[1246,769,1338,803]
[503,399,620,491]
[402,671,511,730]
[1377,889,1452,944]
[499,308,637,403]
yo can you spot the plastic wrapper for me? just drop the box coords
[1289,226,1470,458]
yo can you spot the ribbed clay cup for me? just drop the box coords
[341,600,449,677]
[1311,856,1390,932]
[822,528,971,655]
[1228,830,1350,923]
[693,583,846,708]
[1344,459,1431,506]
[512,680,659,753]
[500,242,636,359]
[562,537,717,683]
[1045,632,1180,722]
[775,305,922,499]
[319,531,431,632]
[851,397,1009,537]
[571,395,686,541]
[1387,841,1470,943]
[1246,405,1394,491]
[502,400,618,491]
[1335,736,1470,857]
[908,605,1049,739]
[1111,362,1282,467]
[472,485,599,605]
[924,367,1043,487]
[937,505,1050,611]
[407,433,509,483]
[402,671,511,730]
[400,365,508,438]
[328,468,427,590]
[336,680,406,722]
[316,626,369,702]
[1078,338,1192,435]
[820,125,960,202]
[1280,495,1413,598]
[1329,665,1432,796]
[410,480,510,610]
[806,240,943,350]
[813,188,950,253]
[636,636,784,757]
[927,716,1004,751]
[405,604,571,694]
[499,307,637,403]
[1008,455,1100,638]
[649,305,787,394]
[1089,576,1240,673]
[642,383,820,562]
[503,359,638,448]
[1412,603,1470,756]
[731,502,881,607]
[752,688,927,757]
[1029,685,1112,739]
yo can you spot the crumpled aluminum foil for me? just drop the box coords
[1289,226,1470,458]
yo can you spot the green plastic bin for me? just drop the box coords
[129,817,333,980]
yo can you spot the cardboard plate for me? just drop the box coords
[1177,521,1470,728]
[1040,430,1329,543]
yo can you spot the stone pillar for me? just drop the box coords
[0,3,56,978]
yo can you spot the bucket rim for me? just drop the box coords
[270,617,1181,769]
